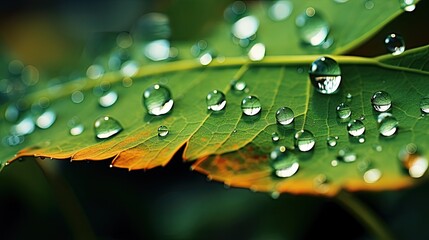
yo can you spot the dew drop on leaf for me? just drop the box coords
[71,91,84,104]
[94,116,123,139]
[270,146,300,178]
[5,104,19,122]
[143,84,174,116]
[276,107,294,126]
[248,43,266,61]
[121,60,139,77]
[271,132,280,142]
[400,0,416,12]
[99,91,118,108]
[420,97,429,114]
[3,135,24,146]
[336,102,351,119]
[295,7,330,46]
[144,39,170,61]
[231,79,247,92]
[86,64,104,80]
[294,129,315,152]
[337,148,357,163]
[364,0,375,9]
[241,95,261,116]
[206,90,226,111]
[68,117,84,136]
[36,109,56,129]
[232,15,259,40]
[199,51,215,66]
[309,56,341,94]
[363,168,382,183]
[268,0,293,21]
[399,144,428,178]
[377,113,398,137]
[371,91,392,112]
[327,136,338,147]
[11,116,35,136]
[384,33,405,55]
[158,125,169,137]
[347,119,365,137]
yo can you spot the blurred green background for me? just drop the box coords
[1,0,429,239]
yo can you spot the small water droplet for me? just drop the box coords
[143,84,174,116]
[199,51,215,66]
[295,7,330,46]
[338,148,357,163]
[122,77,133,88]
[121,60,139,77]
[420,97,429,114]
[232,15,259,40]
[327,136,338,147]
[373,144,383,152]
[294,129,315,152]
[268,0,293,21]
[347,119,365,137]
[270,146,300,178]
[400,0,416,12]
[36,109,56,129]
[399,143,428,178]
[5,104,19,122]
[248,43,265,61]
[99,91,118,108]
[94,116,123,139]
[377,113,398,137]
[86,64,104,80]
[231,79,247,92]
[371,91,392,112]
[363,168,382,183]
[359,114,365,121]
[271,191,280,199]
[336,102,351,119]
[71,91,84,104]
[385,33,405,56]
[11,116,35,135]
[241,96,261,116]
[331,159,338,167]
[346,93,352,101]
[271,132,280,142]
[158,125,169,137]
[309,56,341,94]
[144,39,170,61]
[276,107,294,126]
[206,90,226,112]
[68,117,84,136]
[364,0,375,9]
[233,129,237,133]
[3,134,25,146]
[358,136,366,143]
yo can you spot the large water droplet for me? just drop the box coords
[294,129,315,152]
[68,117,85,136]
[336,102,351,119]
[270,146,300,178]
[144,39,170,61]
[206,90,226,111]
[241,96,261,116]
[309,56,341,94]
[36,109,56,129]
[94,116,123,139]
[271,132,280,142]
[158,125,169,137]
[371,91,392,112]
[268,0,293,21]
[248,43,265,61]
[363,168,382,183]
[385,33,405,56]
[232,15,259,40]
[327,136,338,147]
[338,148,357,163]
[377,113,398,137]
[400,0,416,12]
[420,97,429,114]
[399,143,428,178]
[295,7,330,46]
[276,107,294,126]
[99,91,118,108]
[143,84,174,116]
[11,116,35,135]
[347,119,365,137]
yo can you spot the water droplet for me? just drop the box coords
[158,125,169,137]
[309,56,341,94]
[400,0,416,12]
[327,136,338,147]
[144,39,170,61]
[21,65,39,86]
[371,91,392,112]
[331,159,338,167]
[68,117,84,136]
[86,64,104,80]
[373,144,383,152]
[206,90,226,111]
[358,137,366,143]
[241,96,261,116]
[398,144,428,178]
[270,191,280,199]
[363,168,382,183]
[11,116,35,135]
[295,7,330,46]
[346,93,353,101]
[121,60,139,77]
[336,102,351,119]
[71,91,84,104]
[385,33,405,56]
[294,129,315,152]
[377,113,398,137]
[334,0,350,3]
[5,104,19,122]
[248,43,265,61]
[268,0,293,21]
[3,134,25,146]
[122,77,133,88]
[337,148,357,163]
[359,114,365,121]
[420,97,429,114]
[199,51,215,66]
[143,84,174,116]
[232,15,259,40]
[271,132,280,142]
[270,146,299,178]
[274,107,293,126]
[364,0,375,9]
[99,91,118,108]
[94,116,123,139]
[231,79,247,92]
[347,119,365,137]
[36,109,56,129]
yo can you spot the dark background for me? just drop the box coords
[1,0,429,239]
